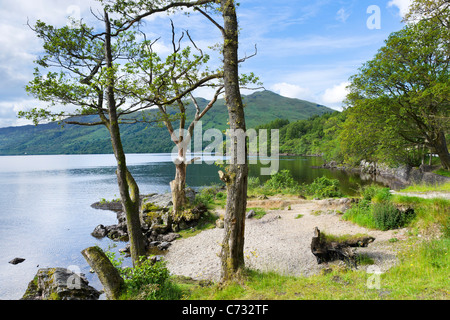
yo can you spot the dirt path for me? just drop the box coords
[164,197,406,282]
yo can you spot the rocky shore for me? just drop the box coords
[90,190,208,255]
[321,160,450,189]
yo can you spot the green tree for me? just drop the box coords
[101,0,258,281]
[21,12,148,266]
[343,18,450,168]
[404,0,449,28]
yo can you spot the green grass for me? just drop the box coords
[177,211,218,239]
[246,207,267,219]
[434,168,450,178]
[400,181,450,193]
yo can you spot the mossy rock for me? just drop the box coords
[21,268,100,300]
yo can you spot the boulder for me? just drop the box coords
[21,268,100,300]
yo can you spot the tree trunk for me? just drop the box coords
[104,10,146,266]
[219,0,248,282]
[81,246,124,300]
[170,160,187,216]
[433,131,450,170]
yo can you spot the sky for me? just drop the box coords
[0,0,413,128]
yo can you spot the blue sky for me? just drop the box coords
[0,0,412,127]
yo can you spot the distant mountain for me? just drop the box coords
[0,90,335,155]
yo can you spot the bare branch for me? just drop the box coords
[194,6,224,36]
[238,44,258,63]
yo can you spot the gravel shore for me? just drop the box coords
[164,198,406,282]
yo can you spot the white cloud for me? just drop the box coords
[271,83,313,100]
[387,0,412,18]
[321,82,350,107]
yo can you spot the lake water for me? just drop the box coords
[0,153,382,300]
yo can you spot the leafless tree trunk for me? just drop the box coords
[218,0,248,282]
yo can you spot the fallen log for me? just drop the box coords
[311,227,375,268]
[81,246,125,300]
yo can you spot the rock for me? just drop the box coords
[157,242,171,251]
[105,223,128,241]
[22,268,100,300]
[9,257,25,265]
[149,241,161,247]
[216,219,224,228]
[162,232,181,242]
[91,200,123,212]
[185,188,196,204]
[91,224,108,238]
[142,193,173,209]
[246,209,256,219]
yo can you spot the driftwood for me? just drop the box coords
[311,227,375,268]
[81,246,124,300]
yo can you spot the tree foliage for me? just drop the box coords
[342,18,450,168]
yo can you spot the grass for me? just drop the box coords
[399,181,450,193]
[246,207,267,219]
[434,168,450,178]
[176,211,218,239]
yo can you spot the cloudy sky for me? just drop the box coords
[0,0,412,128]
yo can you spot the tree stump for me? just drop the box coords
[81,246,124,300]
[311,227,375,268]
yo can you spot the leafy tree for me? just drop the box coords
[20,12,150,266]
[343,18,450,168]
[119,20,224,216]
[404,0,449,28]
[102,0,259,281]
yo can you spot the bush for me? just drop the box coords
[195,185,224,206]
[305,176,343,199]
[119,257,182,300]
[248,177,261,189]
[265,170,299,190]
[360,184,391,202]
[372,203,415,231]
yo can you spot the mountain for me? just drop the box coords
[0,90,335,155]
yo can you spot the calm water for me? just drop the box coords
[0,153,381,300]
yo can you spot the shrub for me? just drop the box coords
[195,185,224,206]
[119,257,182,300]
[265,170,299,190]
[305,176,343,199]
[360,184,391,202]
[121,257,170,290]
[372,203,415,231]
[248,177,261,189]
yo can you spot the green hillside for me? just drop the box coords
[0,90,334,155]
